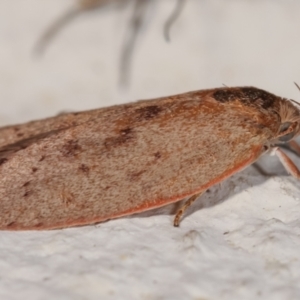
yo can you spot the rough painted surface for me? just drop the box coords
[2,0,300,299]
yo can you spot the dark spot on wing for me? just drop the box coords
[154,152,161,159]
[0,158,8,165]
[0,129,63,158]
[23,191,32,197]
[136,105,162,121]
[240,87,277,109]
[213,87,277,109]
[104,127,135,150]
[79,164,90,173]
[39,155,46,162]
[213,90,241,102]
[32,167,38,173]
[120,127,133,135]
[23,181,30,187]
[129,170,146,181]
[61,140,82,157]
[17,132,24,137]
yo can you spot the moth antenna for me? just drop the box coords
[163,0,186,42]
[289,98,300,108]
[286,82,300,108]
[294,82,300,92]
[119,0,149,87]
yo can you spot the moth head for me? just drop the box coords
[276,99,300,143]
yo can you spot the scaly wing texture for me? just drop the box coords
[0,90,274,229]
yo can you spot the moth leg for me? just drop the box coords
[34,7,80,55]
[34,0,108,55]
[119,0,149,86]
[174,191,204,227]
[288,140,300,156]
[163,0,186,42]
[275,147,300,179]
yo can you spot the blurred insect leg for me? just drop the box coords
[174,191,205,227]
[288,140,300,156]
[114,0,131,10]
[275,147,300,179]
[163,0,186,42]
[34,7,80,56]
[78,0,109,10]
[34,0,110,56]
[119,0,150,87]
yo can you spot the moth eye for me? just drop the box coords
[279,122,292,133]
[278,122,295,142]
[279,132,295,142]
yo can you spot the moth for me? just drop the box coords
[34,0,186,86]
[1,86,300,230]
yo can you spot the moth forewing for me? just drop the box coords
[0,87,300,230]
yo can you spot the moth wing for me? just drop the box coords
[0,95,270,229]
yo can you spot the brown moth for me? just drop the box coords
[1,86,300,230]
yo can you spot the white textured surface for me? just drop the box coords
[1,0,300,299]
